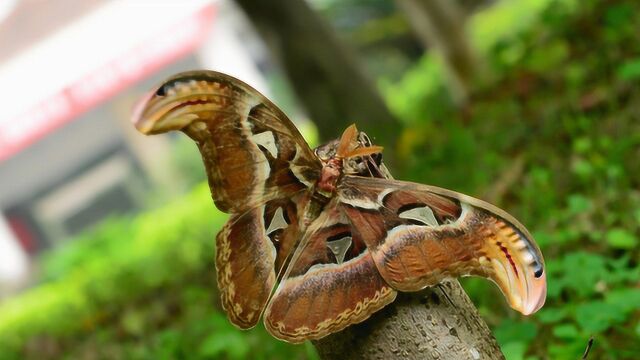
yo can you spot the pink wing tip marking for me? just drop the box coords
[131,91,155,133]
[488,219,546,316]
[521,270,546,315]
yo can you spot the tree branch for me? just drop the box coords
[234,0,398,148]
[313,280,504,360]
[396,0,479,103]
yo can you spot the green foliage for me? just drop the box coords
[170,135,208,189]
[386,0,640,358]
[606,228,637,249]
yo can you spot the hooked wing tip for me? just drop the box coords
[486,221,547,316]
[514,275,547,315]
[130,86,198,135]
[489,255,547,315]
[131,91,155,134]
[521,270,547,315]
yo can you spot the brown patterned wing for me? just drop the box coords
[264,202,397,343]
[132,71,322,329]
[338,176,546,316]
[133,70,321,213]
[216,193,309,329]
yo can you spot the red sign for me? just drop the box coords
[0,4,216,162]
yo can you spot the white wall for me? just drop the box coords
[0,213,28,288]
[196,0,270,95]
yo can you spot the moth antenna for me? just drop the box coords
[345,145,384,159]
[364,156,375,178]
[336,124,359,158]
[363,154,387,179]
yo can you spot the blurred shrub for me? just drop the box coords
[384,0,640,358]
[170,135,208,189]
[0,185,313,359]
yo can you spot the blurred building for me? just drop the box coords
[0,0,271,289]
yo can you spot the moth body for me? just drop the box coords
[317,157,342,195]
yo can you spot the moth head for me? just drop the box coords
[314,125,386,177]
[132,71,221,135]
[314,139,340,162]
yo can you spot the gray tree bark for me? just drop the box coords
[313,280,504,360]
[234,0,398,148]
[396,0,479,103]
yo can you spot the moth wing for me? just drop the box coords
[263,202,397,343]
[135,71,329,328]
[338,175,546,315]
[217,193,312,329]
[134,70,321,213]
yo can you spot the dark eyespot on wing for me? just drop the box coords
[512,228,544,278]
[534,268,543,278]
[155,85,166,96]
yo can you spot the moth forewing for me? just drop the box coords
[337,176,546,316]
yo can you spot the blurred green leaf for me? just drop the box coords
[155,330,182,359]
[121,309,146,336]
[605,228,637,249]
[572,137,592,154]
[617,58,640,81]
[555,252,606,297]
[537,307,569,324]
[572,159,594,179]
[605,4,633,27]
[526,40,569,72]
[575,301,626,333]
[552,324,580,339]
[604,288,640,314]
[198,332,249,360]
[494,320,538,346]
[567,194,592,215]
[502,341,527,360]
